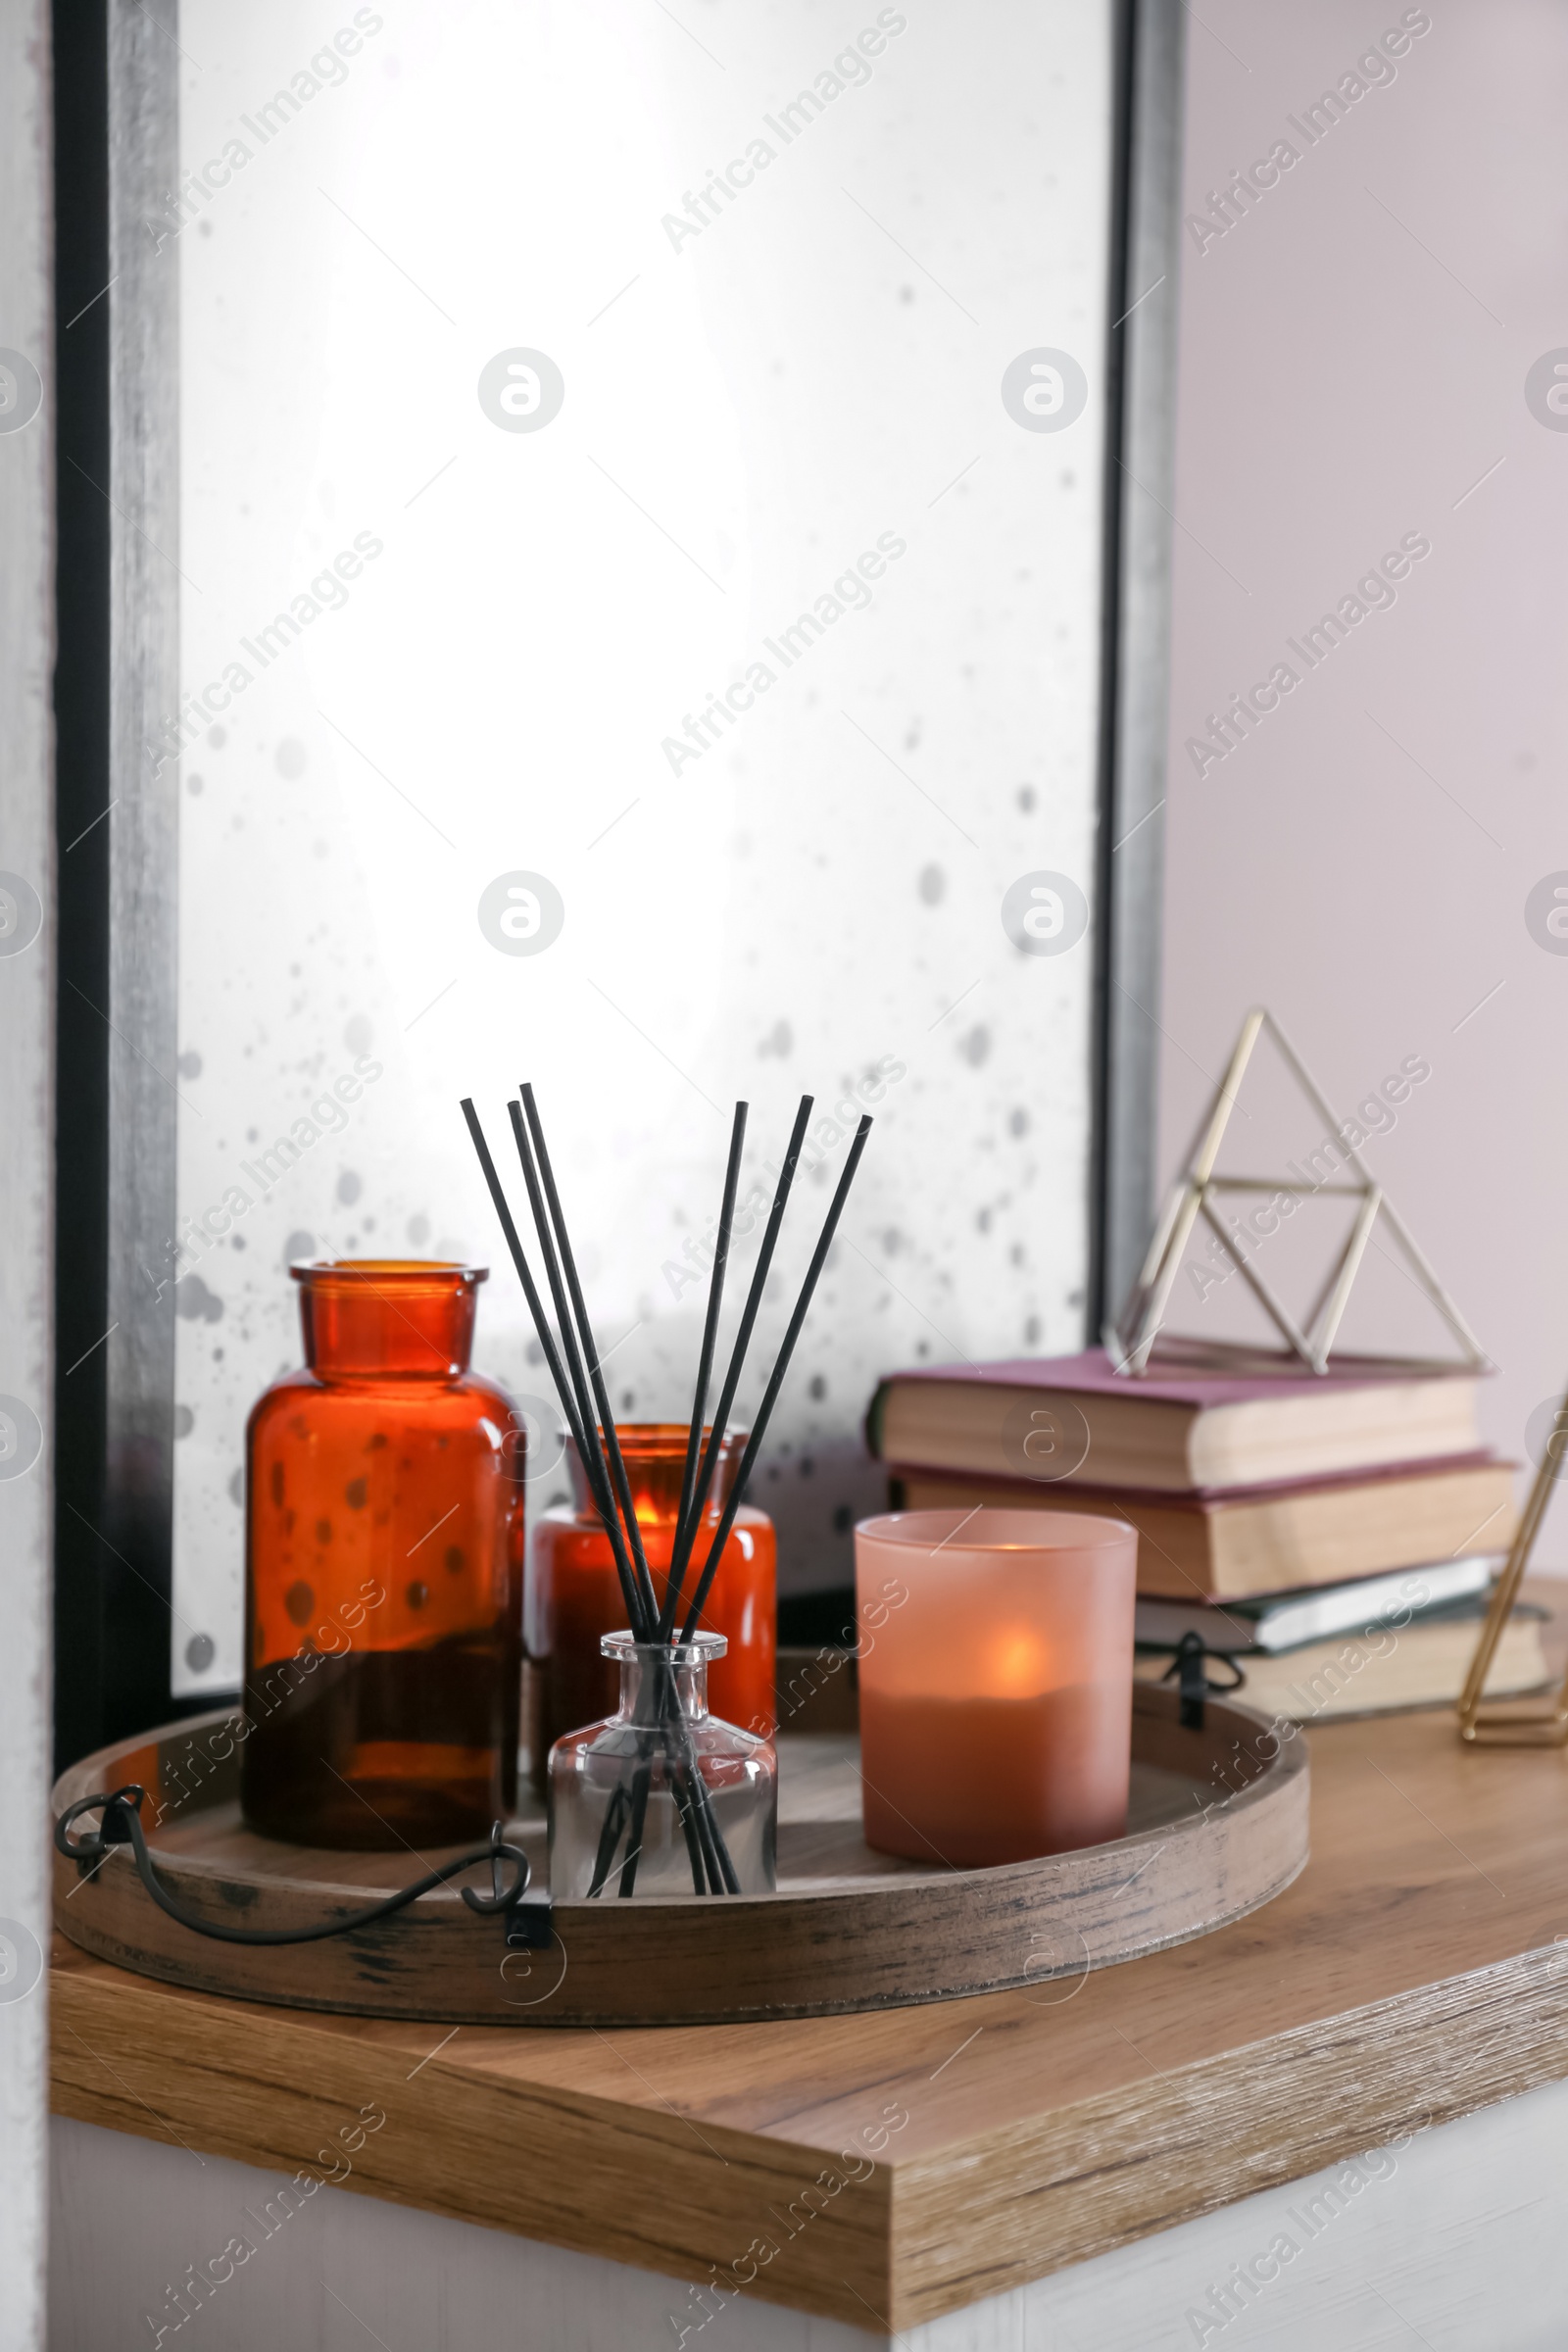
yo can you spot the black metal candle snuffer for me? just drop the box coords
[57,1083,871,1945]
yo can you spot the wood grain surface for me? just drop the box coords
[49,1685,1306,2026]
[50,1693,1568,2332]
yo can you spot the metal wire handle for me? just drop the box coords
[1158,1633,1246,1729]
[55,1784,545,1947]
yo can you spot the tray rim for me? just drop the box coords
[51,1685,1309,2024]
[51,1684,1303,1903]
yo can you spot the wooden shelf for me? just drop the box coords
[50,1701,1568,2334]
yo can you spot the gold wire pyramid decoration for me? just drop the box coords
[1109,1006,1487,1380]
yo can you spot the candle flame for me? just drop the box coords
[989,1630,1052,1696]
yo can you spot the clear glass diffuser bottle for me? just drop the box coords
[549,1633,777,1899]
[526,1423,775,1786]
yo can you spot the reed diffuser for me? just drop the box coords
[462,1086,870,1897]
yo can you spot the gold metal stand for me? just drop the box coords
[1457,1389,1568,1745]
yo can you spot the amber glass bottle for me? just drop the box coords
[526,1425,775,1779]
[242,1261,523,1849]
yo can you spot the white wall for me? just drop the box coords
[1158,0,1568,1542]
[0,0,54,2341]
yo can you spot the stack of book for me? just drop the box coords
[866,1341,1545,1722]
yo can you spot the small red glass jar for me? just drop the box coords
[241,1261,523,1849]
[526,1425,775,1778]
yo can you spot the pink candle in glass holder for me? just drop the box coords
[854,1508,1137,1868]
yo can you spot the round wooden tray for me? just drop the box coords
[51,1687,1307,2026]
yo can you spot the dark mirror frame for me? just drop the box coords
[51,0,1184,1772]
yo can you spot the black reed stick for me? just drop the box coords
[669,1102,748,1615]
[661,1095,814,1638]
[681,1115,872,1643]
[587,1782,629,1897]
[520,1084,662,1634]
[686,1750,740,1892]
[616,1741,656,1898]
[460,1098,643,1631]
[502,1099,649,1640]
[615,1727,661,1899]
[669,1751,717,1892]
[506,1100,651,1640]
[620,1642,741,1896]
[520,1084,738,1896]
[462,1084,872,1900]
[467,1090,714,1894]
[461,1100,589,1454]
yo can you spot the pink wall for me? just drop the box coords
[1158,0,1568,1545]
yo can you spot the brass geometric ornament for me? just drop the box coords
[1109,1006,1488,1380]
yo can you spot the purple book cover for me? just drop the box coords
[873,1344,1474,1411]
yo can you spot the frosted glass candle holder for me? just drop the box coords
[854,1508,1137,1868]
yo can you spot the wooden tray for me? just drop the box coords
[51,1686,1306,2026]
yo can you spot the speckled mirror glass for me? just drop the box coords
[169,0,1115,1693]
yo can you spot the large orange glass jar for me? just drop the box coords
[526,1425,775,1778]
[241,1261,523,1849]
